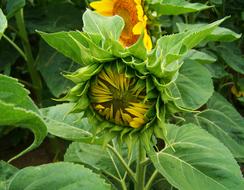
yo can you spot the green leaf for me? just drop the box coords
[0,9,7,39]
[0,161,18,190]
[36,40,79,97]
[0,75,47,161]
[83,9,124,41]
[177,23,241,42]
[6,0,25,18]
[149,0,211,16]
[217,45,244,74]
[149,124,244,190]
[168,60,213,110]
[194,92,244,161]
[8,162,111,190]
[41,103,99,143]
[0,74,39,114]
[38,31,114,65]
[147,18,226,79]
[64,142,124,177]
[186,49,217,64]
[203,62,229,79]
[0,101,47,162]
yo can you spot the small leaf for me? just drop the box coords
[83,9,124,41]
[150,0,211,16]
[6,0,25,18]
[168,60,214,110]
[194,92,244,161]
[8,162,111,190]
[149,124,244,190]
[0,9,7,39]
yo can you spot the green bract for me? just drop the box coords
[39,9,227,148]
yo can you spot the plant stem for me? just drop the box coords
[145,170,159,190]
[135,141,146,190]
[107,144,136,183]
[15,8,42,104]
[3,34,27,61]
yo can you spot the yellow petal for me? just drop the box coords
[136,5,144,21]
[132,22,144,35]
[143,30,152,51]
[90,0,114,13]
[134,0,141,5]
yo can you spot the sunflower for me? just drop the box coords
[90,0,152,51]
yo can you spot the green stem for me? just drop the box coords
[135,141,146,190]
[15,8,42,103]
[145,170,159,190]
[3,34,27,61]
[107,144,136,183]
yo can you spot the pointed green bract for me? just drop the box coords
[148,124,244,190]
[149,0,211,16]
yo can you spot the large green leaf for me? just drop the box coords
[0,161,18,190]
[194,92,244,161]
[8,162,111,190]
[83,9,124,41]
[0,75,47,161]
[0,74,39,114]
[6,0,25,18]
[0,9,7,39]
[149,0,211,16]
[168,60,213,110]
[177,23,241,42]
[65,142,124,177]
[0,101,47,162]
[149,124,244,190]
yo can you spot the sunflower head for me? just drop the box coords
[90,0,152,51]
[39,9,226,149]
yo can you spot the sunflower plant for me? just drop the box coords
[0,0,244,189]
[32,6,244,189]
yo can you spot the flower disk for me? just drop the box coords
[89,63,152,128]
